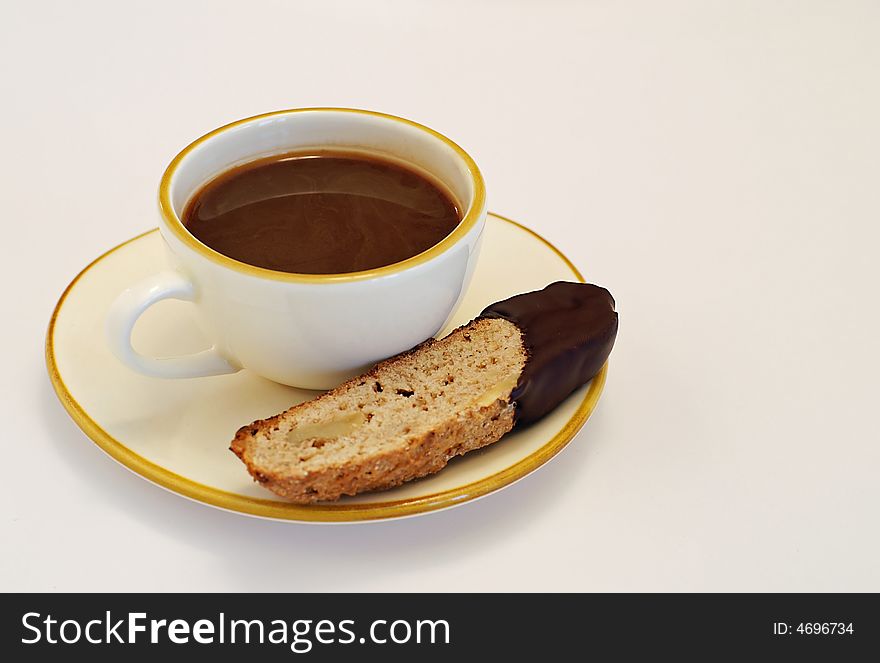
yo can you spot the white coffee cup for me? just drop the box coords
[106,108,487,389]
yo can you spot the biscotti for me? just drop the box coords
[231,281,618,503]
[231,317,525,502]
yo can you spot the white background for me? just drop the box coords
[3,0,879,591]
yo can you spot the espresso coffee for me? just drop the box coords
[182,152,461,274]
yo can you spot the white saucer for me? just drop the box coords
[46,213,608,522]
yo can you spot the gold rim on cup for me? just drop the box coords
[158,108,487,284]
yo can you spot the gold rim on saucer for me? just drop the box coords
[46,213,608,522]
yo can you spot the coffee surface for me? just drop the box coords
[183,153,461,274]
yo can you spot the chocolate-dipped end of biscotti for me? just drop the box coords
[479,281,618,425]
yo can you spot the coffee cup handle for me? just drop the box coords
[106,271,239,379]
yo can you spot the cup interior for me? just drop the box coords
[167,109,479,223]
